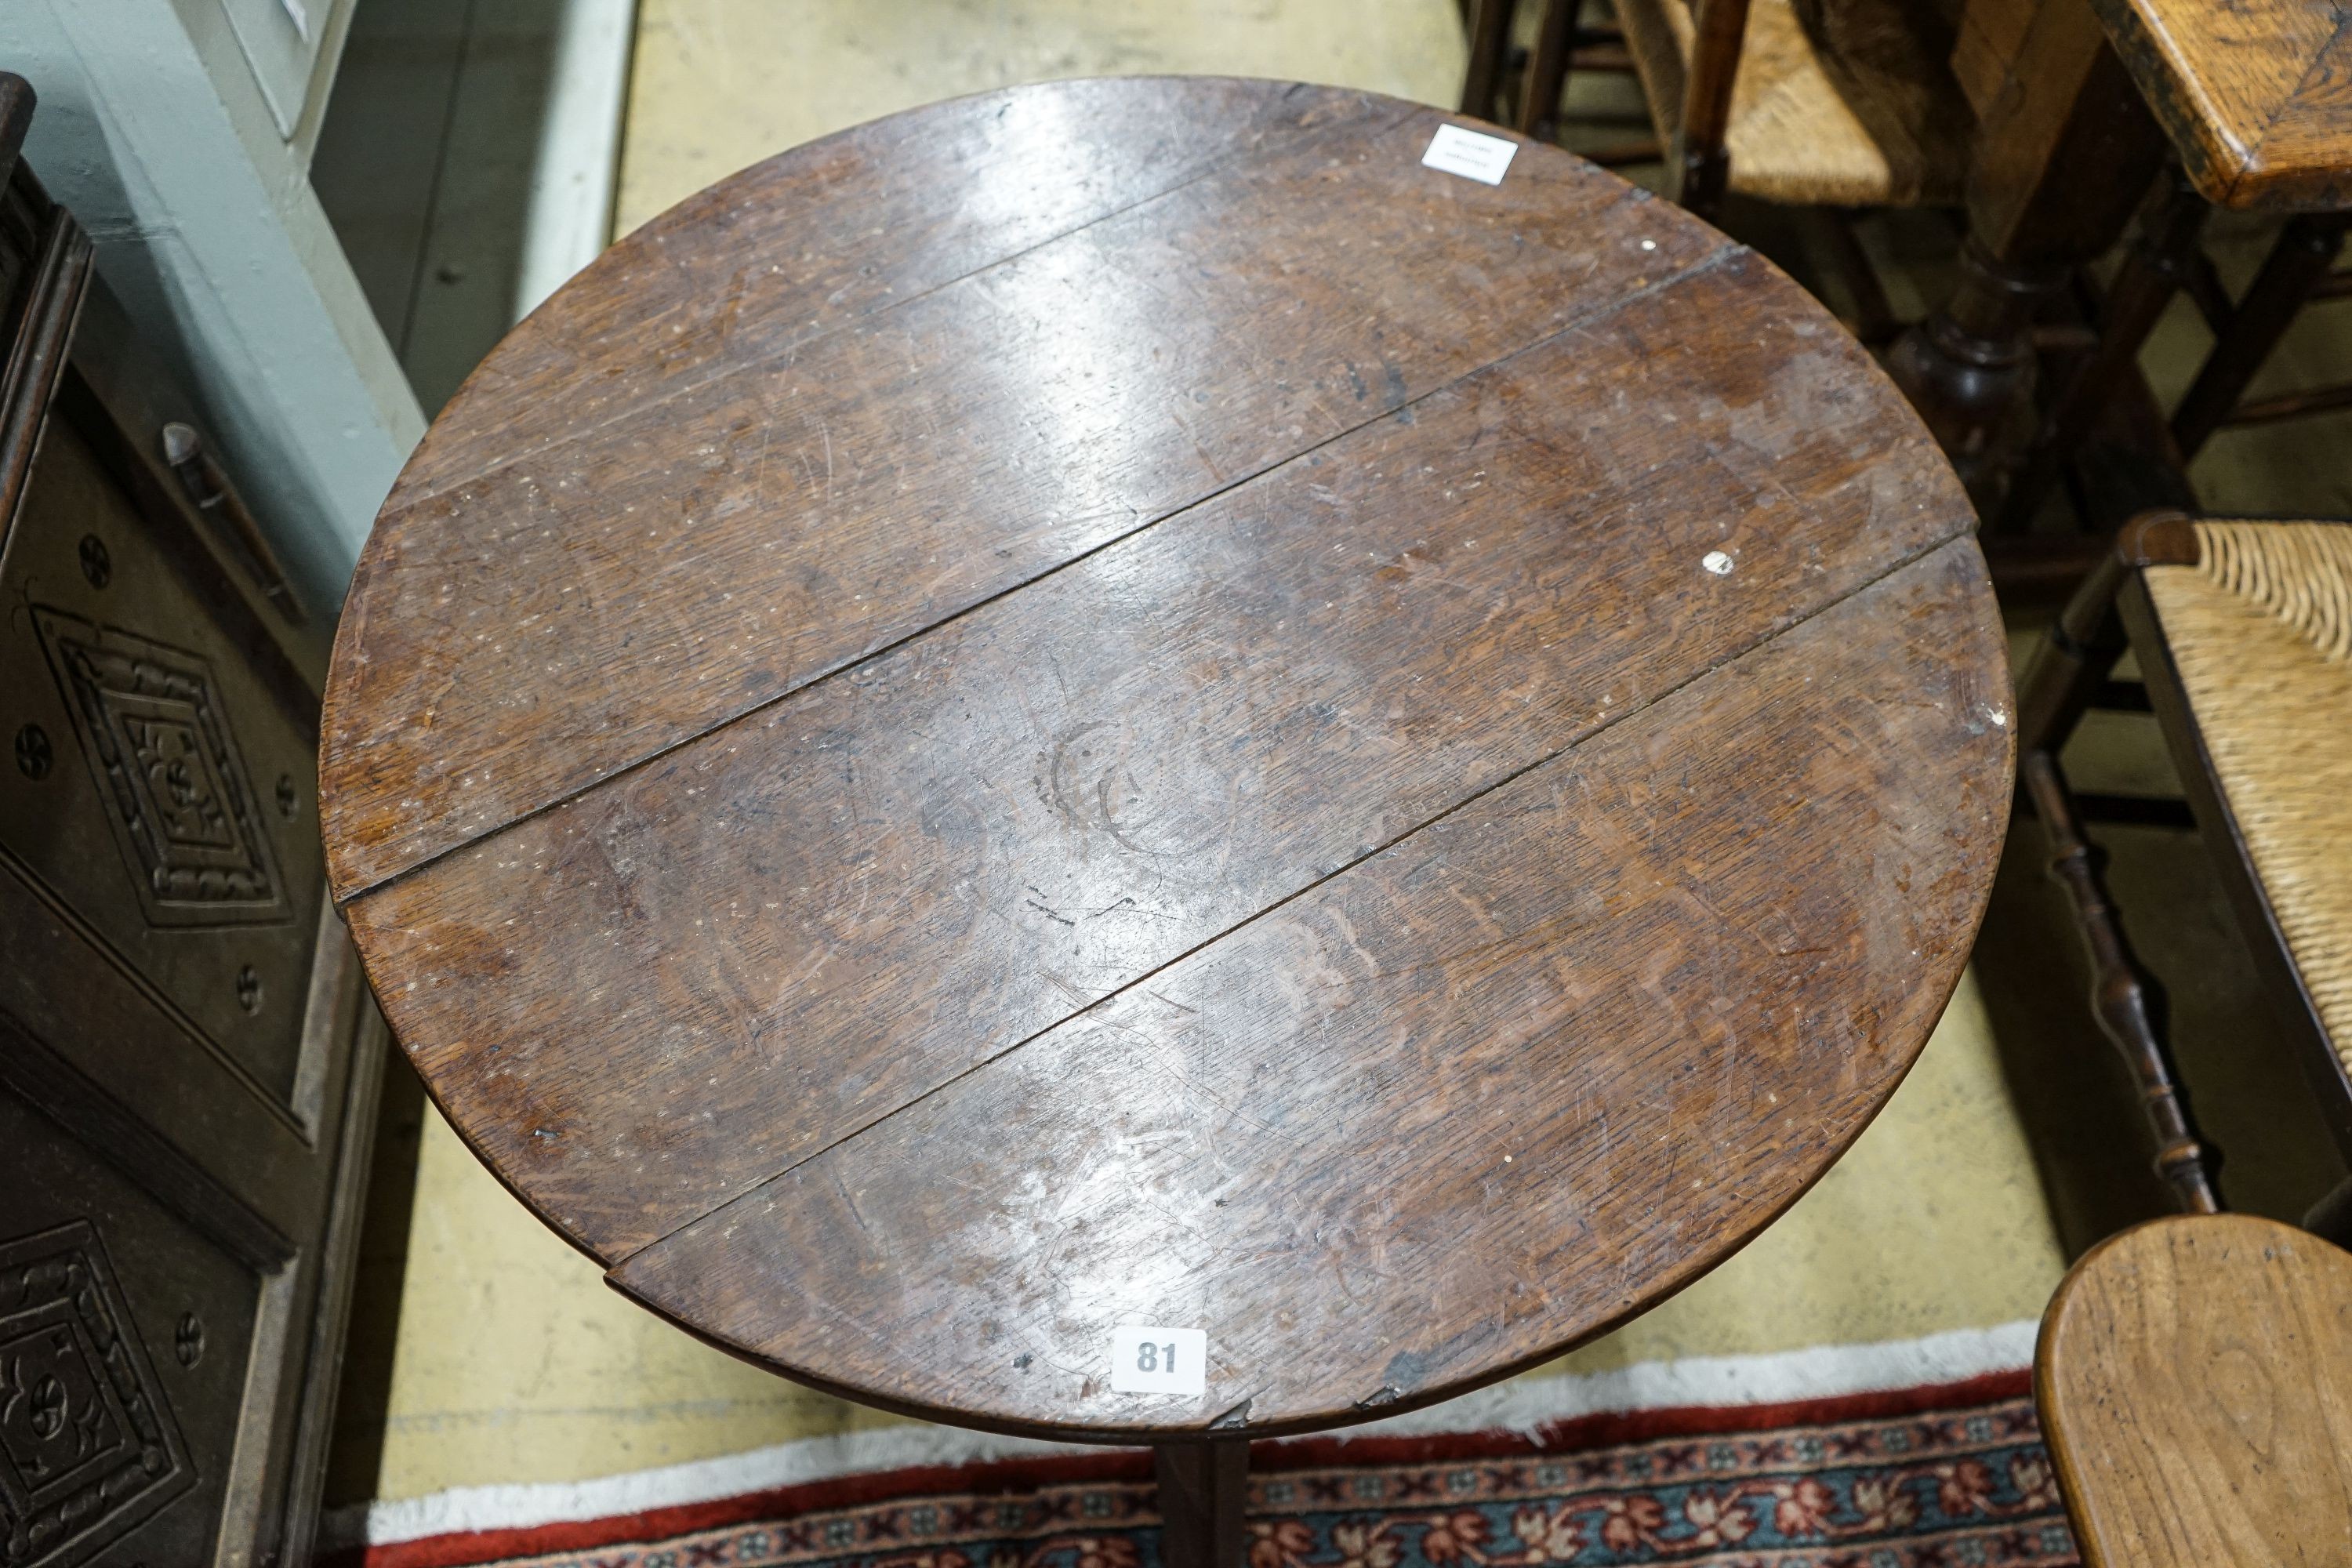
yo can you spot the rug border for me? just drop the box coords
[340,1368,2034,1568]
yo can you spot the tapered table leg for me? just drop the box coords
[1155,1439,1248,1568]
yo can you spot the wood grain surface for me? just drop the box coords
[324,78,2011,1439]
[2089,0,2352,210]
[2038,1214,2352,1564]
[323,80,1725,896]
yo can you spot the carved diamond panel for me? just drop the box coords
[31,609,289,927]
[0,1222,194,1567]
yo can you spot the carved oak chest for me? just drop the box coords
[0,76,383,1568]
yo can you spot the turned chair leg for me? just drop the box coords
[2016,526,2223,1216]
[1156,1439,1248,1568]
[2023,750,2223,1214]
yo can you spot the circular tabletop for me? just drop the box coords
[321,77,2011,1442]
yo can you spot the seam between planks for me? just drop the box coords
[609,525,1988,1266]
[335,229,1740,906]
[368,83,1417,535]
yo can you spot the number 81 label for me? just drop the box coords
[1109,1323,1207,1396]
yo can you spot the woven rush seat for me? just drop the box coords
[2144,520,2352,1080]
[1614,0,1974,206]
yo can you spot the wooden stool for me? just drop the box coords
[318,78,2012,1567]
[2038,1213,2352,1564]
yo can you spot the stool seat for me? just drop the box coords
[2037,1214,2352,1564]
[2145,521,2352,1083]
[1617,0,1974,205]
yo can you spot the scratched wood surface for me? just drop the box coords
[2038,1214,2352,1564]
[2088,0,2352,210]
[323,78,2012,1440]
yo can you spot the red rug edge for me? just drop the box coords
[341,1367,2033,1568]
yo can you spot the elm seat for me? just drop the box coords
[1615,0,1976,206]
[2145,521,2352,1080]
[2036,1213,2352,1565]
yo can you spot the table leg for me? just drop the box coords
[1886,0,2167,503]
[1154,1439,1249,1568]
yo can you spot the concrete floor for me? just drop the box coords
[322,0,2350,1519]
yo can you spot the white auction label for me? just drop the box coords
[1109,1324,1207,1396]
[1421,124,1519,186]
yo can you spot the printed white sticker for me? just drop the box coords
[1110,1323,1207,1397]
[1421,124,1519,186]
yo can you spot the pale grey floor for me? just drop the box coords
[312,0,568,414]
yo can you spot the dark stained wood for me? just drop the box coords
[1155,1443,1247,1568]
[1886,0,2167,499]
[1461,0,1524,121]
[1912,0,2352,495]
[344,245,1979,1263]
[2019,750,2222,1211]
[322,82,1737,899]
[1671,0,1756,218]
[2174,214,2352,457]
[2090,0,2352,211]
[1,132,383,1563]
[324,78,2010,1445]
[2038,1214,2352,1566]
[609,540,2009,1437]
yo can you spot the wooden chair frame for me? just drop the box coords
[2003,184,2352,530]
[2015,510,2352,1229]
[1461,0,1752,220]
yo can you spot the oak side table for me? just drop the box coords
[319,78,2013,1568]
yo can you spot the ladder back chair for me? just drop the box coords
[2016,511,2352,1225]
[2026,516,2352,1555]
[1462,0,1976,225]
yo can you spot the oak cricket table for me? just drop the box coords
[320,78,2013,1568]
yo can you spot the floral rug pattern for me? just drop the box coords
[368,1379,2076,1568]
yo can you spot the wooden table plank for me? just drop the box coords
[608,539,2010,1437]
[321,85,1726,898]
[342,250,1976,1261]
[390,78,1321,517]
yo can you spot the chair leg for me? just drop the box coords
[2172,212,2350,459]
[2013,536,2137,757]
[2023,749,2223,1216]
[1461,0,1523,121]
[1516,0,1582,139]
[1671,0,1752,223]
[1996,171,2205,532]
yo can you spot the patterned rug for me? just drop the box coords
[346,1371,2074,1568]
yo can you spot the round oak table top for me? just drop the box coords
[321,77,2011,1443]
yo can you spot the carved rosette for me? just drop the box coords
[0,1221,194,1566]
[31,609,289,928]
